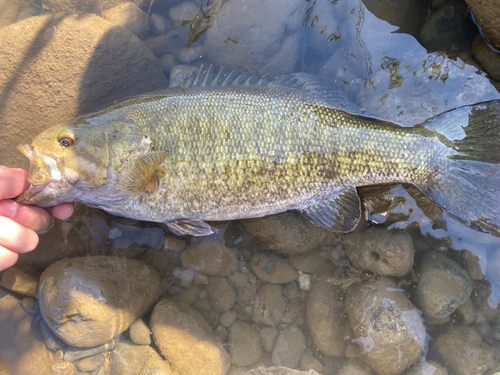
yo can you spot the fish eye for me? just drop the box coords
[58,133,75,147]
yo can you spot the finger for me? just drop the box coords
[48,203,74,221]
[0,200,52,233]
[0,168,30,200]
[0,216,39,254]
[0,245,19,272]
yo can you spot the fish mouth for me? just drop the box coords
[16,144,70,207]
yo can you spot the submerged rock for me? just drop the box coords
[38,256,161,347]
[346,278,426,375]
[465,0,500,49]
[343,227,414,277]
[129,318,152,345]
[306,281,345,357]
[431,325,494,375]
[0,290,53,375]
[102,2,150,39]
[41,0,146,14]
[0,266,38,297]
[251,284,287,326]
[151,299,231,375]
[181,237,239,276]
[242,212,327,255]
[251,253,297,284]
[415,252,472,319]
[271,326,306,369]
[109,338,175,375]
[229,320,262,367]
[405,359,449,375]
[0,13,166,169]
[204,0,306,76]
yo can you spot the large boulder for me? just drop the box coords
[0,13,167,168]
[38,256,162,347]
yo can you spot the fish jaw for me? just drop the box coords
[15,144,73,207]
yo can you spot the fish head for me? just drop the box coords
[16,120,112,207]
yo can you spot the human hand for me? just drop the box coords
[0,166,74,271]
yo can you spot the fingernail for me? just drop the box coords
[0,200,17,219]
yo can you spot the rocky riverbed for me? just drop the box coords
[1,0,500,374]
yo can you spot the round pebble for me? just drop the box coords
[251,253,297,284]
[346,278,426,375]
[129,318,151,345]
[252,284,287,326]
[229,320,262,367]
[220,310,237,328]
[271,325,306,369]
[206,277,236,313]
[181,238,239,276]
[416,252,472,319]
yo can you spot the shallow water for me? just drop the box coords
[1,0,500,374]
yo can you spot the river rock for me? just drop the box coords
[0,266,38,297]
[271,325,306,369]
[0,13,167,169]
[451,297,476,325]
[405,360,448,375]
[0,290,53,375]
[129,318,151,345]
[229,320,262,367]
[472,37,500,82]
[75,353,106,372]
[415,252,472,319]
[453,249,484,281]
[242,212,327,255]
[38,256,162,347]
[181,237,239,276]
[431,325,494,375]
[346,278,426,375]
[260,326,279,353]
[306,281,345,357]
[252,284,287,326]
[343,227,414,277]
[220,310,237,328]
[337,359,374,375]
[102,2,150,39]
[151,299,231,375]
[206,277,236,312]
[109,338,175,374]
[251,253,297,284]
[41,0,146,14]
[245,368,320,375]
[298,351,323,373]
[465,0,500,49]
[205,0,306,76]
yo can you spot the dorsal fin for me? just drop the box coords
[179,64,271,88]
[121,151,168,195]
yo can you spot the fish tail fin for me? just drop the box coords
[419,100,500,236]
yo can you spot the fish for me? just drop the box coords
[15,66,500,237]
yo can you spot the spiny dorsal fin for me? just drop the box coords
[298,186,361,232]
[121,151,168,195]
[180,64,271,88]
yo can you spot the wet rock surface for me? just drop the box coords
[252,284,287,326]
[271,326,306,369]
[102,2,150,39]
[415,252,473,319]
[306,281,345,357]
[181,237,239,276]
[346,278,426,375]
[0,13,166,169]
[465,0,500,48]
[431,325,494,375]
[251,253,297,284]
[0,266,38,297]
[343,228,414,277]
[204,0,306,76]
[38,256,162,347]
[242,213,327,255]
[151,299,231,375]
[229,320,262,367]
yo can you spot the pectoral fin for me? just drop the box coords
[299,186,361,232]
[166,220,214,236]
[121,151,168,195]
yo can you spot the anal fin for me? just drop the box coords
[121,151,168,195]
[298,186,361,232]
[166,220,214,236]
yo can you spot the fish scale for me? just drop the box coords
[15,72,500,237]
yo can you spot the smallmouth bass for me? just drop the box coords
[15,69,500,236]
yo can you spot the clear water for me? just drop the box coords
[1,0,500,374]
